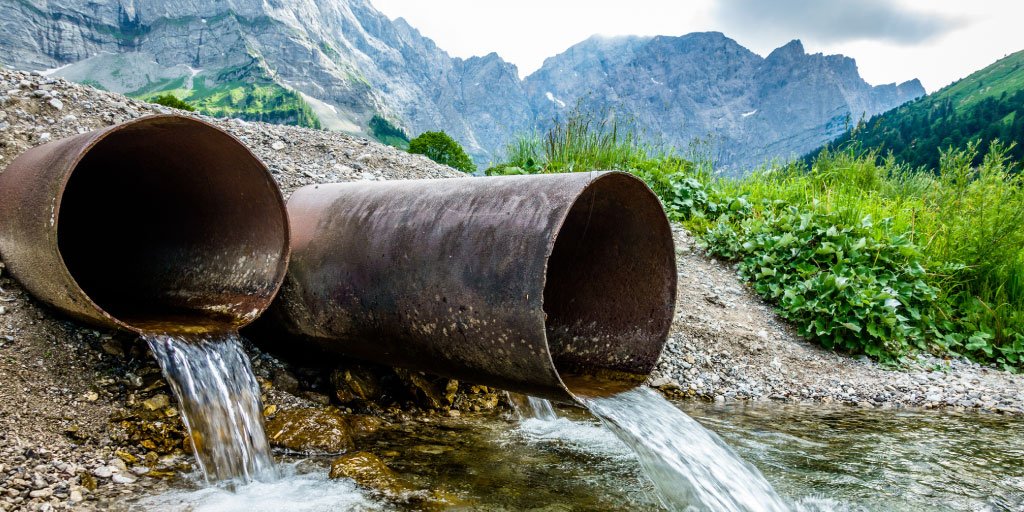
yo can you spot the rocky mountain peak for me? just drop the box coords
[0,0,925,170]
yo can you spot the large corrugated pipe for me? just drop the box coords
[264,171,677,403]
[0,115,290,334]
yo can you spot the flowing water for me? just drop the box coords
[136,398,1024,511]
[144,332,276,484]
[583,387,789,512]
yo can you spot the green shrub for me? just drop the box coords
[151,93,195,112]
[408,131,476,173]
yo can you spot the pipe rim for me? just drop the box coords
[50,114,291,334]
[540,171,677,402]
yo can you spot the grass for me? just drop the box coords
[495,110,1024,371]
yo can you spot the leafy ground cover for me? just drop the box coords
[492,111,1024,371]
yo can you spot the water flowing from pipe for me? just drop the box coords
[144,332,276,484]
[583,387,790,512]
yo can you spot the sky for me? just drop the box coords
[368,0,1023,92]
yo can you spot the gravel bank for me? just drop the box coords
[649,227,1024,414]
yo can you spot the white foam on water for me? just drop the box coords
[137,464,382,512]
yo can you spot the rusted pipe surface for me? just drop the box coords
[266,171,676,403]
[0,115,290,333]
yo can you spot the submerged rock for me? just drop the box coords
[264,408,354,454]
[328,451,407,495]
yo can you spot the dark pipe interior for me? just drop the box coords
[544,173,676,396]
[57,118,288,330]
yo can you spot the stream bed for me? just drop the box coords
[136,400,1024,511]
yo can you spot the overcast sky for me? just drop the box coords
[369,0,1023,92]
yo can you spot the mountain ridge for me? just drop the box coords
[0,0,924,169]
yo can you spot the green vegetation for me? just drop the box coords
[496,110,1024,371]
[408,131,476,173]
[129,65,321,129]
[150,93,196,111]
[817,50,1024,169]
[369,115,410,149]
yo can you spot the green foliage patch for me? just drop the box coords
[408,131,476,173]
[150,93,195,111]
[495,109,1024,371]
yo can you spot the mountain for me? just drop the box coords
[816,50,1024,169]
[0,0,924,169]
[524,35,923,169]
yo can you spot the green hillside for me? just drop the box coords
[130,63,322,129]
[818,50,1024,169]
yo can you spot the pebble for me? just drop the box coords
[91,466,113,479]
[271,140,286,150]
[111,473,136,484]
[47,98,63,110]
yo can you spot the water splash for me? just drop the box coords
[137,463,379,511]
[144,332,275,484]
[584,387,789,512]
[526,396,558,421]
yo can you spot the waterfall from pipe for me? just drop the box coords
[144,332,276,484]
[582,387,789,512]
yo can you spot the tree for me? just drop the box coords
[408,131,476,173]
[151,93,196,112]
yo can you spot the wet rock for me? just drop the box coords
[345,415,383,440]
[142,394,170,411]
[331,366,383,403]
[394,369,458,409]
[264,408,354,454]
[328,452,407,495]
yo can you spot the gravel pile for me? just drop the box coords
[649,227,1024,414]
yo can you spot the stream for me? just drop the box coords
[134,395,1024,511]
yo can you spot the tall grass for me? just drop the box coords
[495,112,1024,370]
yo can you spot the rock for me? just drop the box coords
[331,366,383,403]
[271,141,286,151]
[346,415,383,440]
[142,394,170,411]
[111,473,136,484]
[28,488,52,499]
[91,466,112,479]
[69,489,84,503]
[78,473,97,491]
[394,369,458,409]
[264,408,354,454]
[272,369,300,394]
[329,452,408,496]
[48,98,63,110]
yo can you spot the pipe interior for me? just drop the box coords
[543,173,676,397]
[57,118,288,330]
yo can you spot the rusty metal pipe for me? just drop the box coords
[0,115,290,334]
[266,171,676,403]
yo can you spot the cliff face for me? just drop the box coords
[0,1,924,169]
[524,35,923,168]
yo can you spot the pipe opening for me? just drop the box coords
[544,173,676,398]
[56,117,289,332]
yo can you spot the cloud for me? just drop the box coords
[714,0,965,45]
